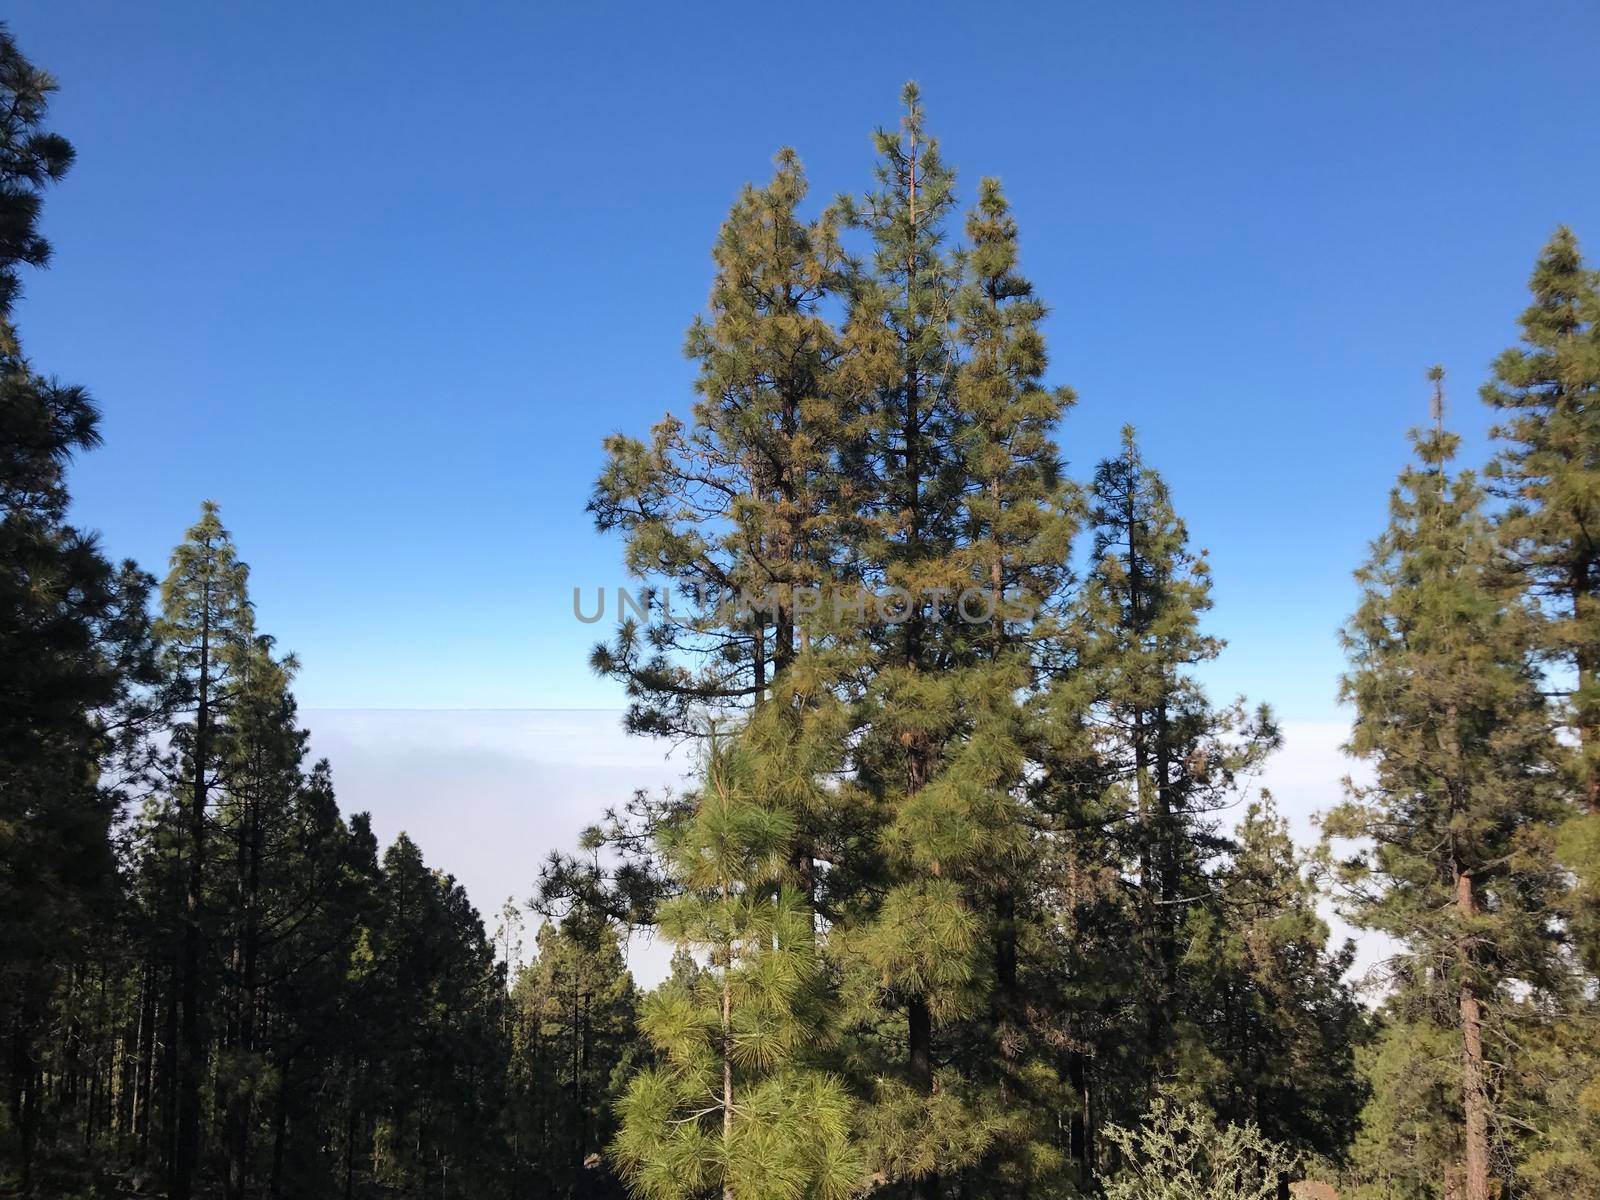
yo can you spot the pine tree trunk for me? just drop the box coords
[576,980,589,1200]
[1123,477,1166,1075]
[238,776,272,1196]
[1067,1050,1090,1182]
[720,884,735,1200]
[129,957,152,1151]
[901,117,939,1200]
[908,994,936,1200]
[1573,571,1600,813]
[136,955,155,1156]
[905,725,940,1200]
[753,619,766,708]
[175,589,212,1200]
[11,988,42,1195]
[224,790,250,1200]
[1456,871,1492,1200]
[270,1048,289,1198]
[162,955,180,1183]
[1155,699,1178,999]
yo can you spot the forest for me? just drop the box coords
[2,23,1599,1200]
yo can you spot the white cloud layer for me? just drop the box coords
[304,711,1388,990]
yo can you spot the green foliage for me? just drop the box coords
[1483,227,1600,808]
[589,147,851,737]
[1175,799,1365,1160]
[0,23,73,353]
[0,26,157,1192]
[1056,426,1290,1161]
[1343,995,1467,1199]
[507,919,640,1198]
[1327,385,1568,969]
[1328,371,1584,1199]
[1559,809,1600,976]
[612,736,866,1200]
[1101,1094,1299,1200]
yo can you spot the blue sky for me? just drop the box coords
[11,0,1600,719]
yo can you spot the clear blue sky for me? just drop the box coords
[11,1,1599,719]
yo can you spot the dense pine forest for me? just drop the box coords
[2,25,1598,1200]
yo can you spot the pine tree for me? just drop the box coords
[1344,993,1466,1199]
[585,98,1089,1200]
[255,762,374,1198]
[0,27,157,1190]
[612,735,865,1200]
[211,638,304,1200]
[1176,798,1364,1162]
[154,501,256,1200]
[1474,230,1600,1200]
[507,918,639,1199]
[589,149,850,737]
[0,23,74,355]
[1326,373,1571,1200]
[1482,228,1600,811]
[835,82,965,660]
[569,147,860,956]
[829,86,998,1200]
[824,103,1097,1200]
[942,175,1081,1197]
[1480,229,1600,989]
[1067,426,1277,1139]
[354,833,510,1196]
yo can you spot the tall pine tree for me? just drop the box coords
[1066,426,1278,1140]
[0,27,156,1188]
[154,501,255,1200]
[1327,372,1570,1200]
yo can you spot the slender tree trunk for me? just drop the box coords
[175,588,212,1200]
[1573,571,1600,813]
[1155,698,1179,999]
[162,955,180,1183]
[270,1048,289,1198]
[908,995,934,1093]
[134,956,154,1153]
[994,884,1020,1103]
[988,471,1025,1144]
[11,988,42,1195]
[898,118,941,1200]
[225,792,264,1200]
[1068,1050,1091,1183]
[224,805,247,1200]
[1134,706,1161,1067]
[579,983,591,1198]
[128,959,149,1147]
[721,877,735,1200]
[571,975,587,1197]
[91,969,109,1148]
[1123,483,1166,1075]
[905,728,939,1200]
[1456,870,1492,1200]
[907,989,937,1200]
[753,619,766,709]
[343,1084,357,1200]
